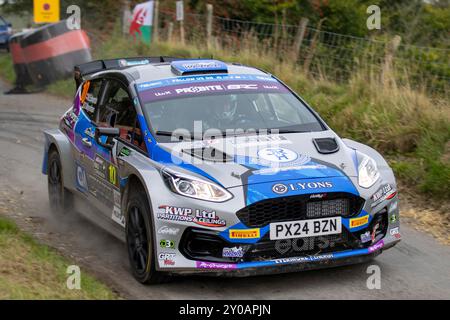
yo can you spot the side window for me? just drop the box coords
[129,119,147,153]
[97,80,147,153]
[81,79,102,120]
[98,81,134,128]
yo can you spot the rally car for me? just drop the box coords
[42,57,401,284]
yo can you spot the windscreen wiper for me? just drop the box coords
[268,129,311,134]
[155,130,174,136]
[155,131,203,140]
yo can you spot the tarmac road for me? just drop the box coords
[0,79,449,299]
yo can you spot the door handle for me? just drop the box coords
[81,137,92,148]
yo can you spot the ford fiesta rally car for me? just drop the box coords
[42,57,401,284]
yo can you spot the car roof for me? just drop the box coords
[129,62,269,84]
[79,58,270,86]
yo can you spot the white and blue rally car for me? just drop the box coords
[43,57,401,284]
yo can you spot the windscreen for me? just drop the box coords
[137,74,324,142]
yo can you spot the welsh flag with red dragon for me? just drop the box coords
[129,1,154,44]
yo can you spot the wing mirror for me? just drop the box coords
[95,127,120,150]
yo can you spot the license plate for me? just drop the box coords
[270,217,342,240]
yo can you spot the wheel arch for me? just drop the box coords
[43,129,76,191]
[122,171,163,271]
[122,173,152,220]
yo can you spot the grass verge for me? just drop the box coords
[0,216,117,299]
[0,53,15,83]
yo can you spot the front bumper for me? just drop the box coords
[152,179,400,276]
[170,235,400,276]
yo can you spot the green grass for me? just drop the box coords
[1,33,449,200]
[0,54,15,83]
[47,79,73,97]
[0,216,118,299]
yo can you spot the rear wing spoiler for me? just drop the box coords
[73,56,179,89]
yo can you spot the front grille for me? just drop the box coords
[306,198,349,218]
[237,193,364,228]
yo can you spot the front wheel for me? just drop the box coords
[126,186,169,284]
[47,149,72,213]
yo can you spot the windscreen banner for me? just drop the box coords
[138,74,289,103]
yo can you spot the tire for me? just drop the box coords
[126,184,169,284]
[47,149,72,213]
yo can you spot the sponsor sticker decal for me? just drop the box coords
[349,215,369,229]
[112,206,125,227]
[390,214,398,223]
[310,193,327,199]
[257,147,298,163]
[162,259,175,266]
[360,231,372,243]
[390,227,399,236]
[254,164,327,175]
[229,228,260,239]
[230,135,291,147]
[94,155,107,179]
[194,209,226,227]
[273,254,334,264]
[113,189,121,207]
[75,163,88,193]
[157,205,194,223]
[272,183,288,195]
[158,252,175,260]
[368,240,384,253]
[272,181,334,195]
[371,184,396,207]
[158,226,180,235]
[196,261,236,269]
[389,201,398,213]
[158,251,176,266]
[160,240,175,249]
[175,84,224,94]
[222,247,245,258]
[157,206,226,227]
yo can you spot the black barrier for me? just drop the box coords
[7,20,92,93]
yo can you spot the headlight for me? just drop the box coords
[358,156,380,188]
[162,168,233,202]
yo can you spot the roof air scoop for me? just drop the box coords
[171,60,228,76]
[313,138,340,154]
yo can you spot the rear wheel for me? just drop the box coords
[47,149,71,213]
[126,184,169,284]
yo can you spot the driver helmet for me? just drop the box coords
[215,94,238,122]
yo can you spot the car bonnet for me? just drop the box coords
[153,130,359,189]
